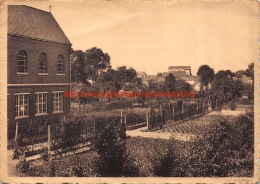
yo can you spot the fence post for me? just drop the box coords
[15,122,19,144]
[124,114,127,128]
[202,98,205,113]
[146,111,149,129]
[172,107,174,123]
[182,102,184,113]
[94,120,96,139]
[160,104,163,126]
[48,125,51,156]
[120,109,123,124]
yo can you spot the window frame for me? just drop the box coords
[38,52,48,75]
[53,91,64,113]
[56,55,65,75]
[35,92,48,116]
[17,50,28,74]
[15,93,30,119]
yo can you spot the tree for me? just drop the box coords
[115,66,138,89]
[94,121,139,176]
[71,50,86,83]
[71,48,111,84]
[245,62,254,80]
[84,47,111,82]
[197,65,215,88]
[235,70,245,78]
[164,74,176,92]
[94,68,118,92]
[215,70,234,80]
[175,79,192,92]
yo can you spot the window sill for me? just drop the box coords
[38,73,48,75]
[17,72,28,75]
[35,113,48,117]
[53,111,63,114]
[15,116,30,120]
[56,73,65,76]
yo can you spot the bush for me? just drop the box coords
[94,121,139,176]
[40,147,50,161]
[16,157,29,173]
[229,100,237,110]
[153,138,176,176]
[238,98,253,105]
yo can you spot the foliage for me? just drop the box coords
[16,157,29,173]
[175,79,192,92]
[164,73,176,92]
[215,70,234,79]
[244,62,254,80]
[153,138,176,176]
[197,65,215,87]
[21,111,253,177]
[94,122,139,176]
[229,100,237,110]
[40,147,50,161]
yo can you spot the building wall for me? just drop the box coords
[8,35,70,84]
[7,35,71,139]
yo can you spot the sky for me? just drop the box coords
[8,1,259,75]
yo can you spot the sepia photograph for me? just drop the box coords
[0,0,259,183]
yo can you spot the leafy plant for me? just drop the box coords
[229,100,237,110]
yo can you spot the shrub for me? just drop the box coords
[40,147,50,161]
[153,138,176,176]
[229,100,237,110]
[94,121,139,176]
[16,157,29,173]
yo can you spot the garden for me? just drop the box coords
[13,107,254,177]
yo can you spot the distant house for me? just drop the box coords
[168,66,191,75]
[138,66,205,91]
[233,74,253,85]
[162,71,187,80]
[240,75,253,84]
[8,5,71,139]
[143,75,157,85]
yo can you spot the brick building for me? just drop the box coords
[7,5,71,139]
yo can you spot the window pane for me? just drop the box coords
[17,51,27,73]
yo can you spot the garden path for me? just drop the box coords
[126,127,196,141]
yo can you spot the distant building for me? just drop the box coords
[168,66,191,75]
[240,75,253,84]
[137,66,209,91]
[232,74,253,85]
[8,5,71,138]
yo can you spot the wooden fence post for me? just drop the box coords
[202,98,205,113]
[48,125,51,155]
[94,120,96,139]
[182,102,184,113]
[172,107,175,122]
[124,114,127,128]
[15,122,18,143]
[146,111,149,129]
[120,109,123,124]
[160,104,163,125]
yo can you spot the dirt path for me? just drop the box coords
[126,127,196,141]
[207,110,246,116]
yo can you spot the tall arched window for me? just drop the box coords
[57,55,64,74]
[38,52,47,74]
[17,50,27,73]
